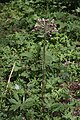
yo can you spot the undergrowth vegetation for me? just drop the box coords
[0,0,80,120]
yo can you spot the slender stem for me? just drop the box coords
[6,62,15,91]
[8,62,15,84]
[42,28,46,92]
[41,0,48,115]
[41,22,46,114]
[42,36,46,98]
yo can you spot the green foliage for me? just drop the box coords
[0,0,80,120]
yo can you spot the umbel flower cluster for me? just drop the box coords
[32,18,58,37]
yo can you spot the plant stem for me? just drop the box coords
[41,22,46,114]
[6,62,15,91]
[42,36,46,99]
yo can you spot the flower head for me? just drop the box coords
[32,18,58,37]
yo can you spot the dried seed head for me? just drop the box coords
[49,24,54,27]
[40,18,45,25]
[35,23,40,27]
[45,19,49,22]
[42,18,45,22]
[37,18,41,23]
[53,24,56,27]
[51,19,54,23]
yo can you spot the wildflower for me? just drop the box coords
[32,18,58,37]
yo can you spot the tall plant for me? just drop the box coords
[33,18,58,114]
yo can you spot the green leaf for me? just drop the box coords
[10,104,20,111]
[21,71,29,78]
[20,51,32,58]
[13,93,20,101]
[9,98,18,104]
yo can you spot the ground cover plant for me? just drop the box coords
[0,0,80,120]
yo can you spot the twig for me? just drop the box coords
[6,62,15,90]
